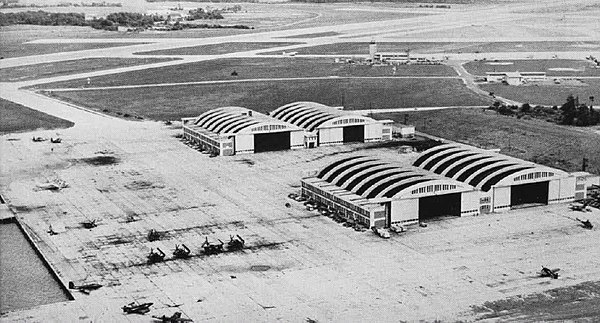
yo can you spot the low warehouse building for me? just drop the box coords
[182,107,304,156]
[270,102,393,147]
[301,156,479,228]
[413,143,575,213]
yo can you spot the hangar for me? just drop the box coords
[302,143,598,228]
[269,102,393,148]
[182,107,304,156]
[412,143,576,213]
[301,156,480,228]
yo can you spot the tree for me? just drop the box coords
[559,94,577,125]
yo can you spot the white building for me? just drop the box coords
[269,102,393,147]
[486,71,547,85]
[182,107,304,156]
[301,142,595,228]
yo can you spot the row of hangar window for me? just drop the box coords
[302,182,370,217]
[332,118,365,126]
[184,129,220,148]
[513,171,554,182]
[251,124,288,132]
[410,184,457,195]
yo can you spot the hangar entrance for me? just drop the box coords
[510,181,548,207]
[254,132,290,153]
[343,125,364,143]
[419,193,461,220]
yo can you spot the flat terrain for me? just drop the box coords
[0,57,177,82]
[382,108,600,173]
[473,281,600,321]
[1,0,600,320]
[280,41,600,55]
[481,79,600,106]
[135,42,303,56]
[2,120,600,322]
[465,59,600,77]
[35,58,457,89]
[43,78,489,120]
[0,98,74,134]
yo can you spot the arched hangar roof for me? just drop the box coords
[316,156,473,200]
[270,101,379,132]
[193,107,300,135]
[413,143,569,192]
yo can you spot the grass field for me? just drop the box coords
[380,108,600,173]
[480,79,600,106]
[0,57,177,82]
[135,42,303,56]
[465,59,600,77]
[0,98,74,134]
[43,78,489,120]
[273,42,600,56]
[35,57,457,89]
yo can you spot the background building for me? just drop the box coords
[269,102,393,147]
[182,107,304,156]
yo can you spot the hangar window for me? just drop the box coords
[318,156,365,178]
[336,163,386,187]
[457,159,501,182]
[481,167,533,192]
[384,179,432,198]
[423,150,466,170]
[480,197,490,204]
[445,156,491,178]
[528,173,534,179]
[325,159,377,182]
[432,153,478,174]
[413,146,456,167]
[345,167,397,191]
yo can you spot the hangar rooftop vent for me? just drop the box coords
[192,106,300,135]
[270,101,380,132]
[313,155,473,201]
[413,143,569,192]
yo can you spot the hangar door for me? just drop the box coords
[343,125,364,143]
[419,193,461,220]
[510,181,548,206]
[254,132,290,153]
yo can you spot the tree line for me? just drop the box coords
[0,10,249,31]
[488,95,599,127]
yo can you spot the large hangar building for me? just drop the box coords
[182,107,304,156]
[269,102,393,148]
[302,143,598,228]
[301,156,480,228]
[412,143,578,213]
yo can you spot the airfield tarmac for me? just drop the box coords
[1,0,600,321]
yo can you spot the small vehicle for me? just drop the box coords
[122,302,153,314]
[570,202,591,212]
[173,244,191,259]
[152,312,193,322]
[354,224,367,232]
[32,136,46,142]
[50,137,62,143]
[576,218,593,229]
[389,224,405,233]
[68,281,102,294]
[372,227,390,239]
[539,266,560,279]
[202,237,224,255]
[147,248,166,264]
[81,219,98,229]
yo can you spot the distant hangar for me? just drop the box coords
[182,107,305,156]
[302,143,599,228]
[182,102,393,156]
